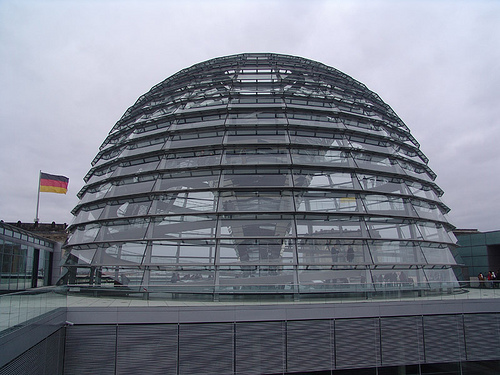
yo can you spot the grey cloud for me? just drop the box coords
[0,0,499,231]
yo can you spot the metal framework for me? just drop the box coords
[62,53,458,297]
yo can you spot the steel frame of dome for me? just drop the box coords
[62,53,459,298]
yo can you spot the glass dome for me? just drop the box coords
[62,53,459,297]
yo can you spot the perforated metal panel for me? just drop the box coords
[235,321,285,375]
[423,314,466,363]
[44,329,65,375]
[464,313,500,361]
[286,319,333,373]
[64,325,116,375]
[380,316,424,366]
[179,323,234,375]
[334,318,381,369]
[0,329,64,375]
[116,324,178,374]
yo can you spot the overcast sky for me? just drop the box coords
[0,0,499,232]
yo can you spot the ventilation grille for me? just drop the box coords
[380,316,424,366]
[464,313,500,361]
[64,325,116,375]
[235,321,285,375]
[423,315,466,363]
[116,324,178,374]
[179,323,234,375]
[0,329,64,375]
[286,319,333,373]
[335,318,381,369]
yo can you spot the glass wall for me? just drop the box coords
[0,223,55,292]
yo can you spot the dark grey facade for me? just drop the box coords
[455,230,500,280]
[62,53,458,297]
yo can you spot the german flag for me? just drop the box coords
[40,172,69,194]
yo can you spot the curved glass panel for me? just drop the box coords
[150,240,216,265]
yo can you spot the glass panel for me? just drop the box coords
[86,164,118,185]
[424,268,459,288]
[150,215,217,239]
[113,156,162,177]
[218,214,294,237]
[106,179,156,198]
[296,215,365,238]
[219,191,294,212]
[365,218,420,240]
[367,240,426,264]
[72,206,105,225]
[222,148,290,165]
[293,169,354,189]
[298,269,373,292]
[291,148,352,167]
[218,239,295,264]
[167,133,224,149]
[99,267,144,286]
[149,269,215,289]
[417,222,453,243]
[295,192,358,212]
[150,240,216,265]
[163,150,222,169]
[357,173,410,195]
[120,137,167,158]
[102,199,152,219]
[353,152,403,174]
[297,239,371,265]
[391,144,425,163]
[362,195,413,216]
[342,118,385,135]
[371,269,428,290]
[171,118,225,131]
[69,248,97,265]
[68,223,101,245]
[411,199,446,221]
[221,169,293,188]
[287,112,341,129]
[289,130,344,147]
[181,97,228,110]
[225,111,286,126]
[95,242,147,266]
[158,170,220,191]
[97,219,149,242]
[225,128,289,144]
[398,160,434,182]
[217,266,295,292]
[69,267,92,285]
[152,191,217,214]
[421,243,457,265]
[347,137,391,153]
[79,183,113,205]
[406,181,440,200]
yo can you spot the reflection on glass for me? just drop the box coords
[218,239,294,264]
[150,240,216,264]
[220,191,293,212]
[295,192,358,212]
[293,170,354,189]
[368,240,425,264]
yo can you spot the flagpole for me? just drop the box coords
[35,170,41,223]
